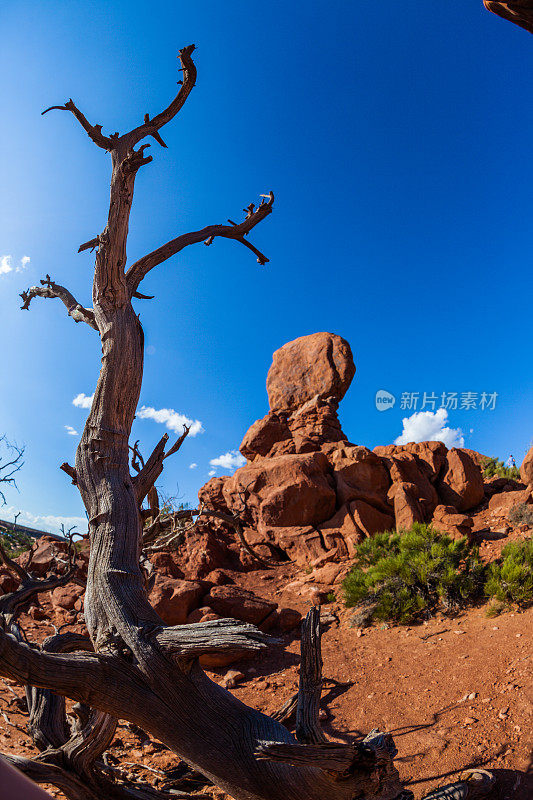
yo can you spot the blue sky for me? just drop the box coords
[1,1,532,534]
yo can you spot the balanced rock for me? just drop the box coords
[266,332,355,413]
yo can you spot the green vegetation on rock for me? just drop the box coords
[481,455,520,481]
[0,528,33,558]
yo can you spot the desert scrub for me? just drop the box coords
[481,455,520,481]
[484,538,533,609]
[0,529,32,557]
[508,502,533,527]
[342,524,486,624]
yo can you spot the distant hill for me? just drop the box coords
[0,518,63,541]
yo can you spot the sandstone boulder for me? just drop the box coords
[198,476,230,512]
[437,449,484,512]
[318,501,394,557]
[388,482,425,529]
[324,444,390,512]
[381,452,438,517]
[432,504,474,540]
[263,526,327,565]
[186,606,221,624]
[18,536,68,577]
[404,441,447,482]
[488,489,532,516]
[204,569,233,586]
[461,448,490,471]
[374,441,447,483]
[317,505,358,556]
[0,569,19,594]
[483,476,523,498]
[174,524,236,579]
[204,585,277,626]
[266,332,355,412]
[520,446,533,487]
[149,576,204,625]
[277,607,302,632]
[349,500,395,539]
[50,584,84,612]
[224,451,336,530]
[148,550,184,579]
[287,397,346,453]
[239,413,292,461]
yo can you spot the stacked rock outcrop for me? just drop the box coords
[199,332,492,565]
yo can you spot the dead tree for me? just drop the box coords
[0,38,501,800]
[0,436,25,506]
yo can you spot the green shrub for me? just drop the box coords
[481,456,520,481]
[484,538,533,609]
[342,524,486,625]
[508,503,533,527]
[0,529,32,558]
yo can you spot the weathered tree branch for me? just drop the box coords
[2,753,104,800]
[296,606,326,744]
[154,618,276,661]
[124,44,197,149]
[255,741,367,772]
[125,191,274,294]
[484,1,533,34]
[0,438,25,505]
[60,462,78,485]
[0,535,29,584]
[41,99,113,150]
[0,627,157,719]
[131,425,189,507]
[0,555,77,630]
[20,276,97,330]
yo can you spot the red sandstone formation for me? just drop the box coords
[198,332,525,566]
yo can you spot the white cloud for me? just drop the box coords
[73,393,94,409]
[0,255,30,275]
[1,506,87,536]
[208,469,216,476]
[65,425,79,436]
[16,255,30,273]
[209,450,246,471]
[0,255,12,275]
[137,406,203,437]
[394,408,464,449]
[189,463,198,470]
